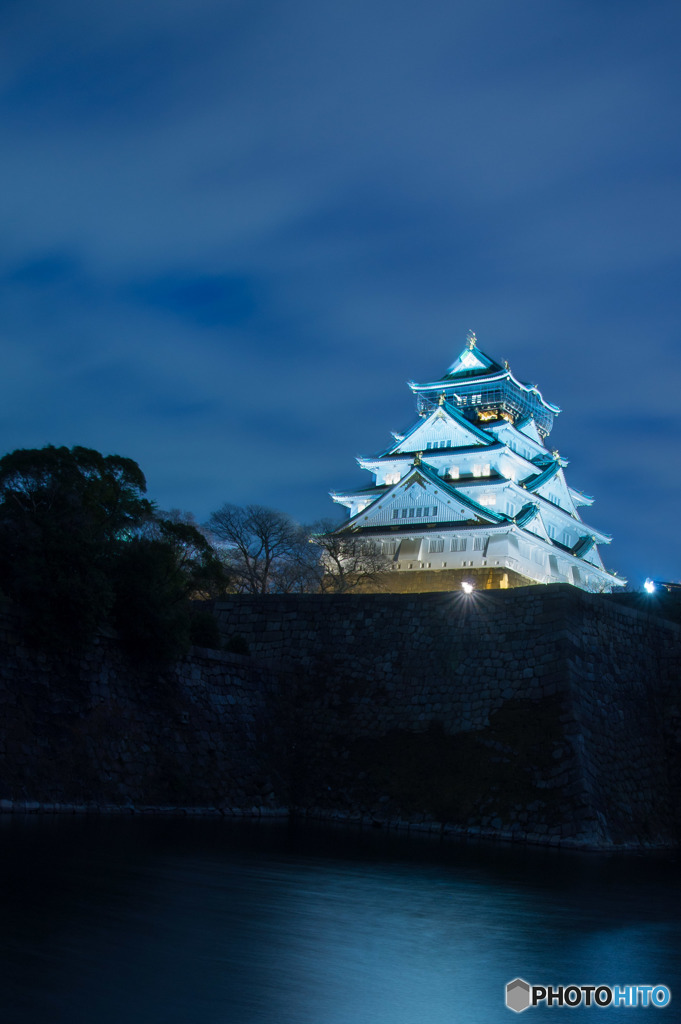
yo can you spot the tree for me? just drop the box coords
[0,445,153,650]
[0,444,153,537]
[206,503,316,594]
[144,515,230,599]
[108,516,230,661]
[309,521,393,593]
[109,537,193,662]
[0,445,229,658]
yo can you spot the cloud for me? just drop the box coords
[0,0,679,584]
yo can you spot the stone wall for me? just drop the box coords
[0,586,679,850]
[0,612,286,815]
[213,586,681,848]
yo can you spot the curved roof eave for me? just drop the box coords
[358,441,506,468]
[569,486,594,505]
[521,460,562,492]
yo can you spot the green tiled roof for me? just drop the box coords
[513,502,540,528]
[572,535,597,559]
[521,459,561,492]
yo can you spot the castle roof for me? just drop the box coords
[521,459,562,492]
[383,399,494,454]
[338,460,506,533]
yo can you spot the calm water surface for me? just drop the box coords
[0,816,679,1023]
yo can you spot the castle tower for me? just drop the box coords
[330,333,625,592]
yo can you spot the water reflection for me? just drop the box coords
[0,817,678,1023]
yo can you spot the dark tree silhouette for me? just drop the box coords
[0,445,153,650]
[207,503,316,594]
[0,445,229,658]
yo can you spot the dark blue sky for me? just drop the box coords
[2,0,680,586]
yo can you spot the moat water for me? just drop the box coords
[0,816,679,1023]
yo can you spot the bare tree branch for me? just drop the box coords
[207,503,317,594]
[309,520,393,593]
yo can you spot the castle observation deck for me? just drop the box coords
[409,331,560,438]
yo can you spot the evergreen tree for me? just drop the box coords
[0,445,153,650]
[0,445,229,658]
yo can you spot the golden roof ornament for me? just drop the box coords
[552,449,560,460]
[438,392,446,406]
[414,451,422,466]
[466,330,477,350]
[504,359,510,371]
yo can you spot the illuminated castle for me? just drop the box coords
[331,333,624,592]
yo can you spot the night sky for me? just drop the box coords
[2,0,680,587]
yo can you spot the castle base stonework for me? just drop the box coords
[212,586,681,848]
[0,587,679,850]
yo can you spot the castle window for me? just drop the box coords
[479,493,496,506]
[428,538,444,553]
[397,505,437,518]
[473,537,484,551]
[448,466,459,480]
[450,538,467,552]
[473,463,491,477]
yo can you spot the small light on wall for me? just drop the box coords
[644,578,656,594]
[461,581,474,594]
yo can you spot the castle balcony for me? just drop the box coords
[416,376,556,438]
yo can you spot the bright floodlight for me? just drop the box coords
[461,581,474,594]
[644,578,656,594]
